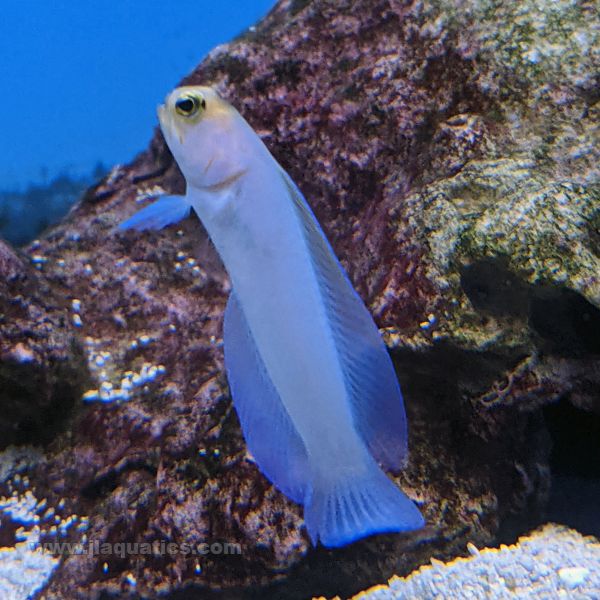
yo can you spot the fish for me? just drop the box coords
[119,86,424,547]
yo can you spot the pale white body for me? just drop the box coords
[188,123,365,467]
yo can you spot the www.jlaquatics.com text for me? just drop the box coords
[31,540,242,558]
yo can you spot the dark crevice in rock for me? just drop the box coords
[396,341,553,545]
[461,258,600,356]
[545,399,600,479]
[396,342,531,410]
[461,258,530,318]
[0,363,79,446]
[495,411,552,545]
[0,515,20,548]
[543,399,600,538]
[530,288,600,357]
[81,469,120,501]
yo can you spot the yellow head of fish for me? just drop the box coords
[157,86,245,190]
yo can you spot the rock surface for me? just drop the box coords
[0,240,89,448]
[0,0,598,598]
[351,524,600,599]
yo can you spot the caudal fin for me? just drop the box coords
[304,462,424,547]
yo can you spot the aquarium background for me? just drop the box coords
[0,0,275,244]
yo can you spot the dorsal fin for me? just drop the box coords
[279,169,408,470]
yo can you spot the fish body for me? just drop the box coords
[120,86,424,546]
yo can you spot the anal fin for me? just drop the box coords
[224,292,309,504]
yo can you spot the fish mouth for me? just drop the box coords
[157,102,168,132]
[157,101,182,145]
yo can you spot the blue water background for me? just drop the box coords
[0,1,274,244]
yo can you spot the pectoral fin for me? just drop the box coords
[118,195,192,231]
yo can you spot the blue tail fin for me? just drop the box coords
[118,195,192,232]
[304,459,424,547]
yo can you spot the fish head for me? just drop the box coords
[158,86,245,190]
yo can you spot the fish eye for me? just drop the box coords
[175,94,206,117]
